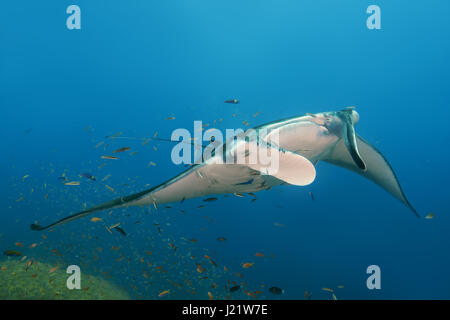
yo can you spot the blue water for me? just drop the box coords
[1,1,449,299]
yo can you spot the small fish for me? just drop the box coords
[242,262,254,269]
[94,141,104,149]
[113,147,131,153]
[158,290,170,297]
[269,286,284,295]
[105,185,115,193]
[25,259,33,271]
[196,264,205,273]
[113,226,127,236]
[109,222,121,229]
[106,132,123,139]
[101,174,111,182]
[424,213,435,219]
[235,179,254,186]
[322,287,334,293]
[15,242,24,247]
[308,191,315,201]
[337,285,344,289]
[79,173,96,181]
[229,285,240,293]
[3,250,21,257]
[224,99,239,104]
[64,181,80,186]
[29,243,37,249]
[203,197,218,202]
[208,292,214,300]
[101,155,119,160]
[165,116,176,120]
[204,256,217,267]
[332,293,338,300]
[255,253,265,257]
[216,237,227,242]
[142,138,150,146]
[91,217,102,222]
[233,192,244,198]
[49,267,59,274]
[273,222,286,228]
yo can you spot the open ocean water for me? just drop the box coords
[1,1,449,300]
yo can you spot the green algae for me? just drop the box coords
[0,258,130,299]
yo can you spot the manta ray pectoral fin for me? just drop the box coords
[248,148,316,186]
[324,135,419,217]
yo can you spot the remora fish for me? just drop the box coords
[31,108,419,231]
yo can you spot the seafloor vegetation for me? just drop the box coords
[0,258,129,299]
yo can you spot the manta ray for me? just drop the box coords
[31,108,419,231]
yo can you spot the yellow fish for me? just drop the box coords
[64,181,80,186]
[158,290,170,297]
[424,213,435,219]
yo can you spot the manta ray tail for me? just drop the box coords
[30,187,154,231]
